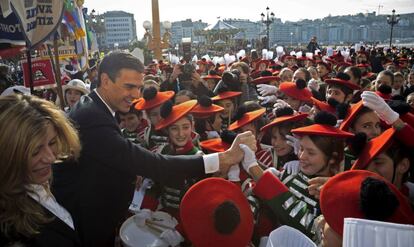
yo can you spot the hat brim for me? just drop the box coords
[191,104,224,118]
[211,91,242,101]
[180,178,254,247]
[351,128,396,170]
[155,100,197,130]
[292,124,354,138]
[279,82,313,102]
[261,113,309,132]
[325,78,361,90]
[311,97,336,114]
[200,138,231,153]
[134,91,175,111]
[228,108,266,131]
[62,85,89,95]
[339,101,364,131]
[251,76,280,85]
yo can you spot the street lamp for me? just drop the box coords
[261,6,275,50]
[387,9,400,47]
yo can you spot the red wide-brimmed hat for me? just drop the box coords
[261,113,308,132]
[191,96,224,118]
[279,80,312,102]
[325,77,361,90]
[200,138,231,153]
[134,87,175,111]
[211,91,242,101]
[202,74,222,81]
[180,178,254,247]
[254,59,270,70]
[228,108,266,131]
[320,170,414,237]
[339,100,364,131]
[351,128,396,170]
[251,75,280,85]
[155,100,197,130]
[311,97,336,114]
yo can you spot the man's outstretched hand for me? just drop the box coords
[218,131,257,175]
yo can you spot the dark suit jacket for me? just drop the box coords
[0,199,81,247]
[52,91,205,247]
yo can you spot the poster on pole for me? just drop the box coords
[10,0,65,48]
[22,58,56,89]
[0,5,25,45]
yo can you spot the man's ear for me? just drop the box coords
[100,73,110,89]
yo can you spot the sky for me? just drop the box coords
[84,0,414,38]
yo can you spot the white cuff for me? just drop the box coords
[202,153,219,174]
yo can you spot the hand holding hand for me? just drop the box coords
[361,91,399,125]
[159,229,184,247]
[257,84,278,96]
[219,131,257,175]
[239,144,259,173]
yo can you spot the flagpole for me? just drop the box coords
[52,32,65,110]
[26,41,34,94]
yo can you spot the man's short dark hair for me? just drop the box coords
[97,51,145,87]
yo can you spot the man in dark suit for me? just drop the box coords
[52,51,256,246]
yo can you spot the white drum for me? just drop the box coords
[119,211,177,247]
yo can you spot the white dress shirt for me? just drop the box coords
[28,184,75,230]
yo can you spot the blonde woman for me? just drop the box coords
[0,95,81,246]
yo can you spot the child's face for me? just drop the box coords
[393,76,404,90]
[298,135,329,176]
[119,113,140,132]
[271,127,293,157]
[407,95,414,109]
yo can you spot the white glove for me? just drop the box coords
[265,167,281,178]
[159,229,184,247]
[239,144,259,173]
[307,79,320,91]
[361,91,399,125]
[298,104,312,113]
[258,95,278,105]
[134,209,152,227]
[227,164,240,182]
[273,99,291,109]
[257,84,278,96]
[285,135,300,155]
[283,160,300,175]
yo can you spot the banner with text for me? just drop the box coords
[22,58,56,89]
[10,0,64,47]
[0,5,25,45]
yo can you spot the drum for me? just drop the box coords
[119,211,177,247]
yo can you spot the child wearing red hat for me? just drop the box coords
[315,170,414,246]
[134,86,175,153]
[191,96,224,141]
[350,128,414,202]
[211,90,242,130]
[153,100,207,220]
[260,106,309,171]
[119,104,149,145]
[239,111,354,239]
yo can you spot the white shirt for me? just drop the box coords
[93,89,219,173]
[28,184,75,230]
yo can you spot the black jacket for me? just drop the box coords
[0,198,81,247]
[52,91,205,247]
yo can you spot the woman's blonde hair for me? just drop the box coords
[0,94,80,238]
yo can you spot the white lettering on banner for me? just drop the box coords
[0,23,22,33]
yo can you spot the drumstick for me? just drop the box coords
[146,219,176,230]
[145,221,163,235]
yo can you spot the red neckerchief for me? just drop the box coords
[174,140,194,155]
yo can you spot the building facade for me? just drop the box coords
[103,11,137,49]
